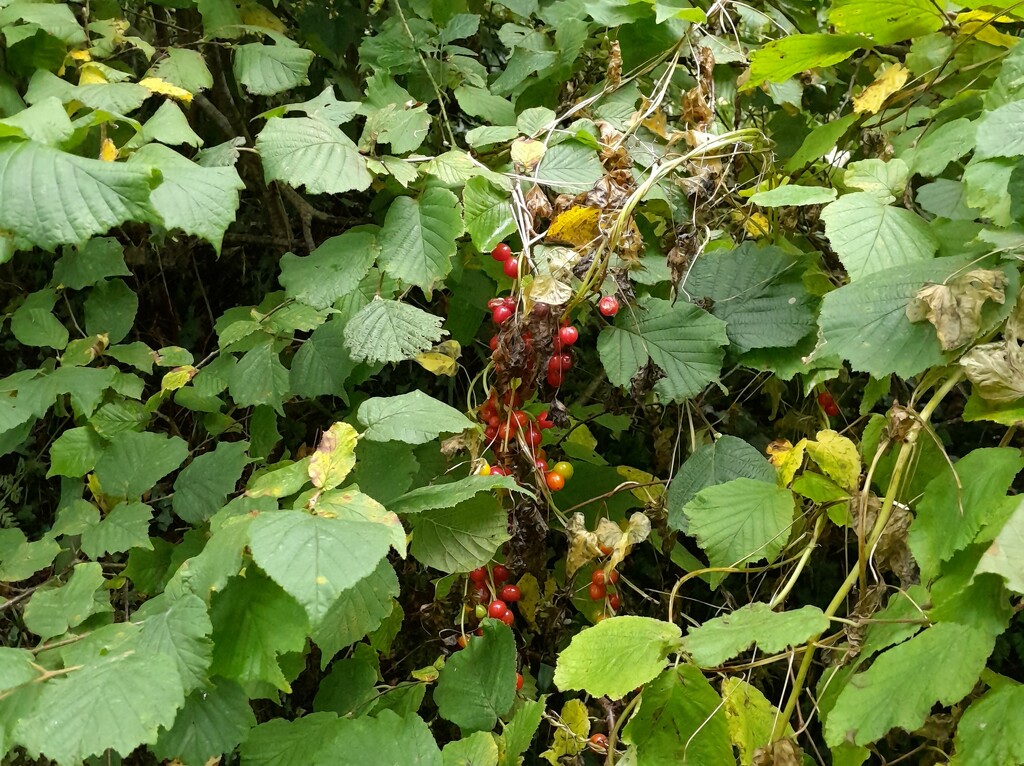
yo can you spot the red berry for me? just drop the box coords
[503,258,519,278]
[557,353,572,371]
[599,544,613,556]
[487,297,505,310]
[592,569,606,586]
[608,569,619,584]
[598,296,619,316]
[500,584,521,602]
[476,627,483,636]
[824,401,840,417]
[817,391,835,407]
[511,410,529,429]
[492,565,510,583]
[589,581,606,600]
[469,567,487,583]
[535,458,549,472]
[457,634,469,648]
[516,672,524,690]
[492,305,513,324]
[546,471,565,491]
[489,335,499,351]
[488,600,508,619]
[497,423,510,442]
[609,592,621,610]
[537,412,554,429]
[589,734,608,753]
[484,425,498,441]
[524,425,542,447]
[500,610,515,626]
[558,326,579,346]
[490,466,506,476]
[546,370,563,388]
[503,296,515,308]
[492,243,512,261]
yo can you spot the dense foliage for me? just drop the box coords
[1,0,1024,763]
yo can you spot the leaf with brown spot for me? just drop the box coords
[308,422,358,491]
[906,268,1007,350]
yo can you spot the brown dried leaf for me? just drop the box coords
[752,738,803,766]
[960,340,1024,402]
[565,512,651,575]
[607,40,622,89]
[525,183,553,220]
[906,268,1007,350]
[642,109,669,138]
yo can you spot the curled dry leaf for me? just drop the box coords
[511,137,545,170]
[853,495,916,587]
[565,512,651,575]
[960,340,1024,402]
[606,40,622,89]
[526,275,573,306]
[752,737,803,766]
[906,268,1007,350]
[525,183,553,220]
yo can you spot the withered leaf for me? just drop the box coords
[906,268,1007,350]
[960,340,1024,402]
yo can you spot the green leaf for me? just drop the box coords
[14,650,184,764]
[173,440,250,525]
[147,48,214,94]
[234,42,314,96]
[0,528,60,583]
[435,618,517,732]
[228,338,289,414]
[0,97,73,145]
[908,448,1023,582]
[554,616,682,700]
[378,188,464,291]
[466,125,519,149]
[131,101,204,148]
[344,298,447,364]
[749,185,837,207]
[666,436,777,533]
[48,426,104,479]
[785,113,858,171]
[816,257,971,378]
[453,85,516,126]
[829,0,945,45]
[976,499,1024,595]
[821,193,937,281]
[84,277,138,343]
[358,390,474,444]
[824,623,994,747]
[683,478,796,569]
[11,289,68,349]
[23,562,106,640]
[685,603,829,667]
[311,559,399,666]
[597,297,728,402]
[443,731,499,766]
[256,116,372,195]
[94,430,189,499]
[499,697,545,766]
[0,647,36,692]
[246,458,310,498]
[152,678,256,766]
[391,474,526,515]
[308,422,358,491]
[81,501,153,558]
[621,665,733,765]
[975,101,1024,162]
[249,510,393,627]
[409,494,510,573]
[683,243,816,353]
[535,140,604,194]
[240,712,342,766]
[134,592,214,694]
[279,227,381,309]
[951,683,1024,766]
[722,678,793,765]
[0,140,159,251]
[51,237,130,290]
[315,710,442,766]
[0,2,85,44]
[843,158,909,200]
[290,320,358,400]
[463,176,516,252]
[748,34,866,86]
[209,569,309,693]
[129,144,244,253]
[907,118,975,177]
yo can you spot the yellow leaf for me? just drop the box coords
[853,63,908,115]
[804,429,861,491]
[641,108,669,138]
[767,438,807,487]
[723,677,793,763]
[99,138,118,162]
[541,698,589,764]
[239,1,287,32]
[161,365,197,392]
[78,63,109,85]
[510,137,546,170]
[139,76,193,104]
[308,422,358,491]
[733,210,770,238]
[546,206,601,248]
[957,11,1020,47]
[414,339,461,377]
[525,275,572,306]
[616,465,666,504]
[69,49,92,62]
[516,573,542,630]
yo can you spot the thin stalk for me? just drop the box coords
[769,514,826,609]
[605,690,643,766]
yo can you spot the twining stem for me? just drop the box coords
[605,689,643,766]
[770,370,965,741]
[769,514,826,610]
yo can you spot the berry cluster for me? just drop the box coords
[467,563,519,628]
[817,390,840,418]
[491,242,520,279]
[588,567,621,613]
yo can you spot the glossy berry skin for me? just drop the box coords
[491,243,512,262]
[503,257,519,278]
[469,567,487,584]
[591,569,606,586]
[823,402,840,417]
[492,564,510,583]
[457,634,469,648]
[489,335,499,351]
[546,370,563,388]
[558,325,579,346]
[486,297,505,310]
[537,412,554,429]
[535,458,549,472]
[484,425,498,441]
[500,584,521,602]
[488,600,508,619]
[552,461,573,480]
[500,610,515,626]
[546,471,565,491]
[588,734,608,753]
[511,410,529,429]
[490,465,506,476]
[598,295,619,317]
[599,544,613,556]
[608,592,621,610]
[492,305,513,324]
[589,581,606,600]
[524,425,542,448]
[516,672,524,691]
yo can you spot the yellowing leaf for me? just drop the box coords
[510,138,546,170]
[805,430,861,491]
[957,11,1020,47]
[239,1,287,32]
[546,206,601,248]
[415,340,461,377]
[616,465,666,504]
[734,210,770,238]
[516,572,542,630]
[723,677,793,764]
[139,76,193,104]
[541,698,589,764]
[906,268,1007,351]
[525,275,572,306]
[78,64,109,85]
[768,438,807,487]
[161,365,197,392]
[99,138,118,162]
[69,50,92,62]
[308,422,358,491]
[853,63,908,115]
[641,108,668,138]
